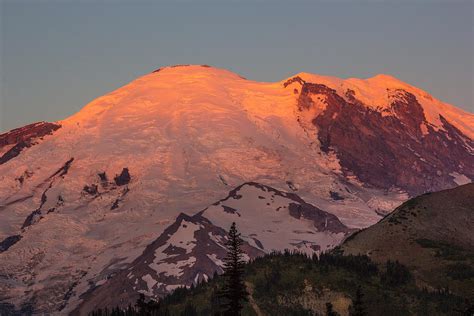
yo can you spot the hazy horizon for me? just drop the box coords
[1,1,473,132]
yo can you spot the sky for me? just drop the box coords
[1,1,473,132]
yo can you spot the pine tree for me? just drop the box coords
[134,293,161,316]
[135,293,148,315]
[326,302,339,316]
[349,286,367,316]
[183,303,198,316]
[220,222,248,316]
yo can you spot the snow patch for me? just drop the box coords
[149,256,197,278]
[206,253,224,267]
[450,172,471,185]
[141,274,157,296]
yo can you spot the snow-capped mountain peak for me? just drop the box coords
[0,64,472,314]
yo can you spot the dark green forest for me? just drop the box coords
[89,250,473,316]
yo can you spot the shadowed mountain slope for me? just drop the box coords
[341,183,474,300]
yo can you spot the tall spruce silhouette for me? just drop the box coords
[350,286,367,316]
[220,222,248,315]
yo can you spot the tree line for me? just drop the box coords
[89,224,472,316]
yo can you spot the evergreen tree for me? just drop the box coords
[220,222,248,316]
[349,286,367,316]
[382,260,411,286]
[183,303,198,316]
[135,293,148,315]
[325,302,339,316]
[134,293,161,316]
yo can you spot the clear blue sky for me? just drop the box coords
[1,1,473,132]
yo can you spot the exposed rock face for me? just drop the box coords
[97,172,108,182]
[329,191,344,201]
[49,158,74,179]
[288,203,346,233]
[290,79,474,196]
[0,235,22,253]
[0,122,61,165]
[0,122,61,148]
[114,168,131,186]
[83,185,98,196]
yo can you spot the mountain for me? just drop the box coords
[341,183,474,300]
[73,182,351,314]
[0,64,472,314]
[88,185,472,316]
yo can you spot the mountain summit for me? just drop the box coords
[0,64,472,314]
